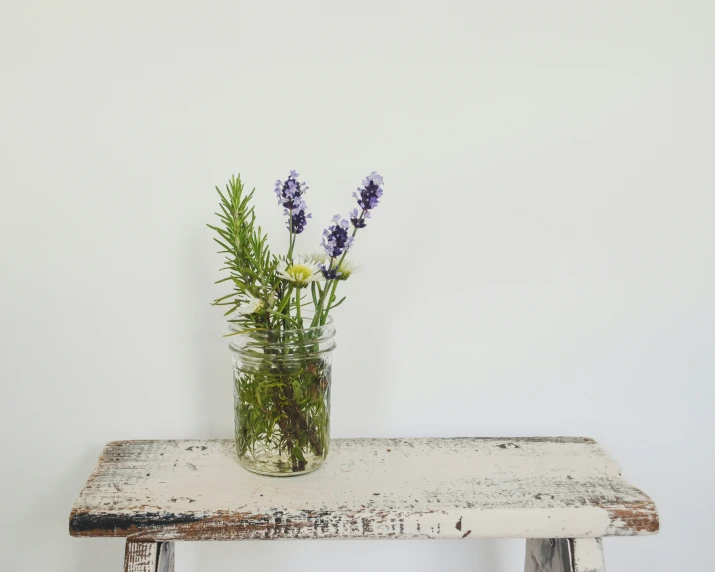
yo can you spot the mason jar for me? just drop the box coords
[229,317,336,476]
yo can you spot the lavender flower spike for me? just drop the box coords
[350,207,369,228]
[351,171,383,228]
[319,263,342,280]
[274,170,311,234]
[321,214,353,259]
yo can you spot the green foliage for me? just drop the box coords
[209,173,336,473]
[234,357,330,473]
[207,175,281,331]
[209,174,351,336]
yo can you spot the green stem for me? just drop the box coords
[312,210,366,326]
[311,258,333,327]
[265,308,301,328]
[311,282,319,309]
[321,279,340,325]
[287,232,295,262]
[295,287,303,328]
[276,284,293,314]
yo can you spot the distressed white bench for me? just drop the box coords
[69,437,658,572]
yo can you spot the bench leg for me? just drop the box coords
[124,540,175,572]
[525,538,605,572]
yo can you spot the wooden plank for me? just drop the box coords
[124,541,174,572]
[124,542,156,572]
[69,437,658,541]
[572,538,605,572]
[525,539,571,572]
[525,538,604,572]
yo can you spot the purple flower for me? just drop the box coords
[350,207,368,229]
[275,171,311,234]
[321,215,353,258]
[351,172,383,228]
[284,198,311,234]
[353,172,384,211]
[319,263,342,280]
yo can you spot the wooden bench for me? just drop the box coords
[69,437,658,571]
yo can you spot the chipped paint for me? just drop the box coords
[124,541,174,572]
[70,437,659,541]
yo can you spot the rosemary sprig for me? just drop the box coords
[207,174,279,330]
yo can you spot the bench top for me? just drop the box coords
[69,437,658,541]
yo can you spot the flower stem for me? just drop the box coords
[295,286,303,328]
[321,279,340,325]
[287,229,295,263]
[277,285,293,314]
[265,308,301,328]
[317,210,365,324]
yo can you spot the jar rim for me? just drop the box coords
[227,314,334,336]
[228,314,336,358]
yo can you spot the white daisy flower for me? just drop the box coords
[233,294,263,316]
[276,258,323,287]
[337,259,362,280]
[304,251,328,265]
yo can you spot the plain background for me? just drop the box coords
[1,0,713,570]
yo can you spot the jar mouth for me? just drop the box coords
[228,314,336,359]
[228,314,334,336]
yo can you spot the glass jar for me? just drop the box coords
[229,317,336,476]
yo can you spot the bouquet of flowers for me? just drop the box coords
[209,171,384,475]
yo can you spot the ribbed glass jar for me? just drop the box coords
[229,317,336,476]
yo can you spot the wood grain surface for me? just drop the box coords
[70,437,658,541]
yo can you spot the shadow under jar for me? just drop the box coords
[229,317,336,476]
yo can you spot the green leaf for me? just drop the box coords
[327,296,347,310]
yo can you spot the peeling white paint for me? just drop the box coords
[70,437,658,541]
[572,538,605,572]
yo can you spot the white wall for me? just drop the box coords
[1,1,713,570]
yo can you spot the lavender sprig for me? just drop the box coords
[312,172,384,326]
[275,170,311,235]
[319,215,353,278]
[322,215,353,257]
[350,172,383,228]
